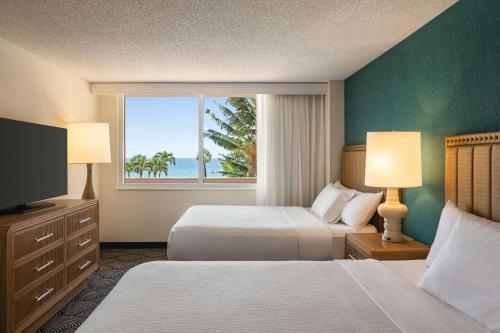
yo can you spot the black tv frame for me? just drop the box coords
[0,117,68,214]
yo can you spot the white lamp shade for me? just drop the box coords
[365,131,422,188]
[68,122,111,164]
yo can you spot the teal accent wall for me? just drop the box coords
[344,0,500,245]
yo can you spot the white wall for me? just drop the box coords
[0,37,99,199]
[98,95,256,242]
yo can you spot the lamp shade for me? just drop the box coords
[365,131,422,188]
[67,122,111,164]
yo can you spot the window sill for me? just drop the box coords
[124,177,256,184]
[117,179,256,190]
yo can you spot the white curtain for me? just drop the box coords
[256,94,327,206]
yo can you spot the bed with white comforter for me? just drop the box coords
[76,259,486,333]
[167,205,376,260]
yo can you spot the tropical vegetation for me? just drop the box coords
[126,151,176,178]
[204,97,257,177]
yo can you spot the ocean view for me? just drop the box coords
[125,157,225,178]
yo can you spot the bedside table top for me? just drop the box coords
[346,233,430,260]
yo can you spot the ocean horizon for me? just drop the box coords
[125,157,226,178]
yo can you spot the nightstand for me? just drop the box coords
[345,233,430,260]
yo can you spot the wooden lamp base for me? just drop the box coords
[82,163,95,199]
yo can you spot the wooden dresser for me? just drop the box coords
[0,199,99,333]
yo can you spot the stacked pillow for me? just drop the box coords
[418,201,500,331]
[310,181,383,229]
[333,181,383,230]
[310,183,355,223]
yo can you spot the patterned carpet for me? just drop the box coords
[37,248,168,333]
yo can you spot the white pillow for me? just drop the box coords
[418,212,500,331]
[341,192,383,229]
[425,200,463,267]
[333,180,383,229]
[311,184,355,223]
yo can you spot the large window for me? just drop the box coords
[124,95,257,185]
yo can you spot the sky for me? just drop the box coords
[125,96,239,159]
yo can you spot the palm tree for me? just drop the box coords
[197,148,212,177]
[204,97,256,177]
[145,159,155,177]
[125,162,134,177]
[130,154,148,178]
[154,151,176,177]
[157,162,169,177]
[149,155,164,177]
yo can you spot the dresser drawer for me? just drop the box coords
[14,244,64,293]
[65,206,97,236]
[14,218,64,261]
[66,248,98,286]
[345,242,370,260]
[66,227,98,260]
[14,269,64,328]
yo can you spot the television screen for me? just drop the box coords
[0,118,67,210]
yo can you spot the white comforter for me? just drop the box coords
[77,259,486,333]
[167,205,334,260]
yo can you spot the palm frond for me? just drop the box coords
[204,130,240,150]
[205,110,239,137]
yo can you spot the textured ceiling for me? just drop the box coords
[0,0,456,82]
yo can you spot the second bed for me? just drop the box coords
[167,145,382,261]
[167,205,376,260]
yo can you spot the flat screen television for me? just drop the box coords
[0,117,67,213]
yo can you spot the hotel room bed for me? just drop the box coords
[167,205,376,260]
[167,145,382,261]
[76,259,485,333]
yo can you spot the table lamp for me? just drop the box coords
[365,131,422,242]
[68,122,111,199]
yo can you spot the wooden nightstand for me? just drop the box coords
[345,233,430,260]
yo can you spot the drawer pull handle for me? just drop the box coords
[34,233,54,243]
[34,260,55,272]
[348,254,357,260]
[34,288,54,302]
[79,217,92,224]
[79,260,92,270]
[78,238,92,247]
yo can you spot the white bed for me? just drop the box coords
[382,259,428,285]
[167,205,377,260]
[76,259,486,333]
[167,146,384,261]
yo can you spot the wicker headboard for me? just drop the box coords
[445,132,500,222]
[341,145,385,231]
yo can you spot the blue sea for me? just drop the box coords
[126,158,226,178]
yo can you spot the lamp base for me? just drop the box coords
[82,163,95,200]
[378,187,408,243]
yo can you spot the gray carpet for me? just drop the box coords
[37,248,168,333]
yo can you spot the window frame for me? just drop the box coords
[117,94,257,190]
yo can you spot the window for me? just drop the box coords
[123,95,257,186]
[203,96,257,183]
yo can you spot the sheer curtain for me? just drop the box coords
[256,94,327,206]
